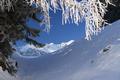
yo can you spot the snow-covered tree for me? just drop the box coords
[31,0,112,39]
[0,0,112,39]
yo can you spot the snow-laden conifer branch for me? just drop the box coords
[0,0,111,40]
[0,0,14,11]
[49,0,111,40]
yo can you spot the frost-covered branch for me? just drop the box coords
[0,0,111,40]
[50,0,111,40]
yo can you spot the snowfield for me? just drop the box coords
[0,20,120,80]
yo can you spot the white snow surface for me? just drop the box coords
[0,20,120,80]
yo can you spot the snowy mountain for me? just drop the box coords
[15,40,74,58]
[0,20,120,80]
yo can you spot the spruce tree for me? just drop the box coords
[0,0,45,75]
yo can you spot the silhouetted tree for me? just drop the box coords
[0,0,45,75]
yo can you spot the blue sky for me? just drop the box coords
[27,10,85,44]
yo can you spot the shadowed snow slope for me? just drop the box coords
[0,20,120,80]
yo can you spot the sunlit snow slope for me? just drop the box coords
[0,20,120,80]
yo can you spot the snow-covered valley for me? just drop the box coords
[0,20,120,80]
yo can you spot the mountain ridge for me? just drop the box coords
[0,20,120,80]
[15,40,74,58]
